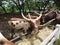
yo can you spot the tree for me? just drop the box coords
[0,0,7,13]
[54,0,60,9]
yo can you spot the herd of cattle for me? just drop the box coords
[0,10,60,45]
[7,10,60,35]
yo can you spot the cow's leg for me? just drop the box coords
[10,29,15,39]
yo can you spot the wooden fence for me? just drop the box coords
[40,24,60,45]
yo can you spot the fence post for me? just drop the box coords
[55,24,60,39]
[40,24,60,45]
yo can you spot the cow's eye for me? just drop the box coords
[11,22,13,25]
[16,23,18,24]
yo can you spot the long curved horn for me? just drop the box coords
[45,11,53,16]
[28,13,31,19]
[38,18,55,28]
[21,13,30,21]
[33,12,42,20]
[35,13,42,20]
[22,12,42,21]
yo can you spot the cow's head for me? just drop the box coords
[8,18,31,35]
[40,10,57,24]
[8,18,30,30]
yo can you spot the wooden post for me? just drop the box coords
[40,24,60,45]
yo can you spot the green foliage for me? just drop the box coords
[53,38,60,45]
[0,7,5,13]
[24,0,36,12]
[5,5,19,13]
[54,0,60,9]
[0,0,59,14]
[36,2,44,8]
[49,2,57,10]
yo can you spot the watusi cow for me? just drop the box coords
[53,12,60,25]
[8,18,31,38]
[22,13,42,28]
[39,11,60,29]
[44,11,60,25]
[8,12,42,38]
[40,10,57,24]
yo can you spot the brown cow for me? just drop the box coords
[39,10,60,29]
[44,11,60,25]
[40,10,57,24]
[53,12,60,24]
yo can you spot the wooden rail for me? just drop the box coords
[40,24,60,45]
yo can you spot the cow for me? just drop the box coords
[47,12,60,29]
[8,18,30,38]
[40,10,57,24]
[39,10,60,29]
[8,12,42,38]
[43,10,60,25]
[53,12,60,24]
